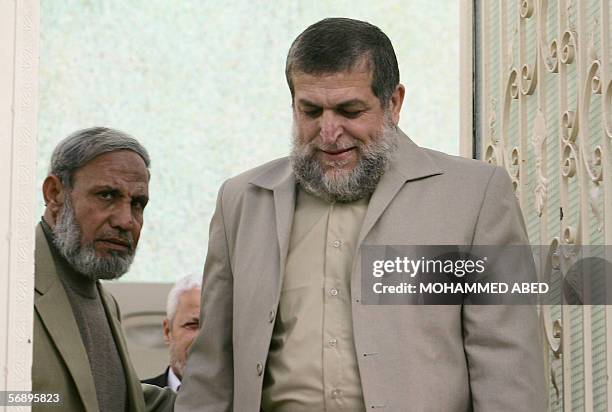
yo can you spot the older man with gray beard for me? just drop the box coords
[32,127,175,412]
[177,18,546,412]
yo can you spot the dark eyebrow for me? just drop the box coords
[296,98,368,110]
[296,99,321,108]
[92,185,119,193]
[336,99,368,109]
[91,186,148,205]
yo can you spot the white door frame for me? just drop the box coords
[0,1,39,410]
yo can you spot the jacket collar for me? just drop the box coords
[34,223,101,412]
[357,130,444,244]
[248,129,443,191]
[98,283,146,411]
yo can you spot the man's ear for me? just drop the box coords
[389,84,405,125]
[42,175,65,216]
[162,318,171,345]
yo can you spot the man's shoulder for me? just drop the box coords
[421,147,497,177]
[219,156,291,196]
[413,145,505,189]
[407,145,519,217]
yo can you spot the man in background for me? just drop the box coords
[143,274,202,391]
[33,127,174,411]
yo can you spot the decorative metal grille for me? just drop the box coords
[475,0,612,410]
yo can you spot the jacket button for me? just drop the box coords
[269,309,275,323]
[256,362,263,376]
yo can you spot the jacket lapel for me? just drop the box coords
[357,131,444,246]
[34,224,100,412]
[99,286,146,411]
[250,160,296,295]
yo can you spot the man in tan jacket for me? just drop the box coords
[177,18,547,412]
[33,127,174,411]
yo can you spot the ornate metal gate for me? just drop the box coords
[475,1,612,410]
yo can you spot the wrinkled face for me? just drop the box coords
[69,150,149,255]
[290,61,403,202]
[164,288,201,379]
[53,150,149,279]
[292,64,388,172]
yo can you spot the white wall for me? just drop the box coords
[37,1,460,283]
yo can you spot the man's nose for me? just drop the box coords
[319,111,342,144]
[110,201,135,231]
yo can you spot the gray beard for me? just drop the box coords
[290,119,398,203]
[52,195,134,281]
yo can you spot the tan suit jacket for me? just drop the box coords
[32,224,175,411]
[177,132,547,412]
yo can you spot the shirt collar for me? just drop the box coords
[167,367,181,392]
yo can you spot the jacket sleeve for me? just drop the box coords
[175,182,234,411]
[463,166,548,411]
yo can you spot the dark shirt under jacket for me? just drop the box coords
[142,367,170,388]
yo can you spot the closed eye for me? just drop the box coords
[302,108,322,118]
[337,109,364,118]
[183,322,199,330]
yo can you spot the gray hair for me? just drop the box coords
[49,127,150,187]
[166,274,202,322]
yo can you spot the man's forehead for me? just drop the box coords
[178,288,201,307]
[292,72,377,110]
[292,57,373,91]
[73,150,149,186]
[171,289,200,322]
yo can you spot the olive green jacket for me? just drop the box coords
[32,223,175,411]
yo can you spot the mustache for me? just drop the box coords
[302,139,362,154]
[317,143,357,151]
[95,231,135,251]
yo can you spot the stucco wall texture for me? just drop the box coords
[38,1,459,282]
